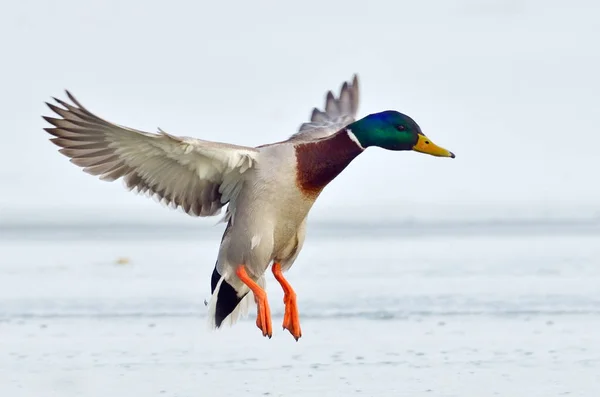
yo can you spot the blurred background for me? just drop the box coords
[1,0,599,396]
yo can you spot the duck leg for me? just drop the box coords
[272,263,302,341]
[235,265,272,338]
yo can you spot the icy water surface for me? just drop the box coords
[1,222,600,396]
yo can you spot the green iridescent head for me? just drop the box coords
[348,110,455,158]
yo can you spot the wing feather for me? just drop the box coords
[43,91,259,218]
[290,74,360,142]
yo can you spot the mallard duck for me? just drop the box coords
[43,74,454,341]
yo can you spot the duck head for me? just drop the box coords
[348,110,455,158]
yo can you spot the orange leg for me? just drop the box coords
[272,263,302,341]
[235,265,272,338]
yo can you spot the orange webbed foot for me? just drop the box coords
[272,263,302,341]
[281,290,302,341]
[253,289,273,338]
[236,265,272,338]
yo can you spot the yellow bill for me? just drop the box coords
[412,134,455,158]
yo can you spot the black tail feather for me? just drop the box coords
[211,266,245,327]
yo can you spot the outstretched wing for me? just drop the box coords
[289,74,360,142]
[43,92,258,217]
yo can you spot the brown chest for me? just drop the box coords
[294,130,363,199]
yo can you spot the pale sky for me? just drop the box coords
[1,0,599,224]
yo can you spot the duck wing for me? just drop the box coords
[43,91,258,217]
[289,74,360,142]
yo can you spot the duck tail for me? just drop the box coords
[207,265,262,329]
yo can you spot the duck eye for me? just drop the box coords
[396,125,405,131]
